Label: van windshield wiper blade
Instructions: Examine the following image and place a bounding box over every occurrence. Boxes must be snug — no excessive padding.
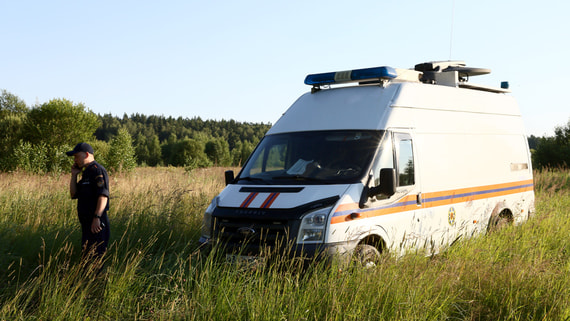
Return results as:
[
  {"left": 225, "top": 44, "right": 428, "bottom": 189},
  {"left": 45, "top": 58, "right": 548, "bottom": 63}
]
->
[
  {"left": 236, "top": 176, "right": 269, "bottom": 184},
  {"left": 272, "top": 175, "right": 323, "bottom": 182}
]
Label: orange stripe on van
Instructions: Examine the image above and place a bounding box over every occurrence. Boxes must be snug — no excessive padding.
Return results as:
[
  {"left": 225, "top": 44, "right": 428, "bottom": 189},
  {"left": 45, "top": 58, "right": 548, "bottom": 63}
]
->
[
  {"left": 331, "top": 194, "right": 417, "bottom": 224},
  {"left": 422, "top": 179, "right": 534, "bottom": 208},
  {"left": 330, "top": 179, "right": 533, "bottom": 225}
]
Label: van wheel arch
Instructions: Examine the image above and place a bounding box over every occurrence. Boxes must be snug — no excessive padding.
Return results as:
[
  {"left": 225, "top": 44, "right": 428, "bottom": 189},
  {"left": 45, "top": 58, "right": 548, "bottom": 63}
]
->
[
  {"left": 488, "top": 208, "right": 513, "bottom": 233},
  {"left": 353, "top": 235, "right": 386, "bottom": 267}
]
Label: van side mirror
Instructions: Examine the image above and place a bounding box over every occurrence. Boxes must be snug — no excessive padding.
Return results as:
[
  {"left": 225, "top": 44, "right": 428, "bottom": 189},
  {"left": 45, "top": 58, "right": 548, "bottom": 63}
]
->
[
  {"left": 369, "top": 168, "right": 396, "bottom": 198},
  {"left": 224, "top": 170, "right": 235, "bottom": 185},
  {"left": 359, "top": 168, "right": 396, "bottom": 208},
  {"left": 378, "top": 168, "right": 397, "bottom": 196}
]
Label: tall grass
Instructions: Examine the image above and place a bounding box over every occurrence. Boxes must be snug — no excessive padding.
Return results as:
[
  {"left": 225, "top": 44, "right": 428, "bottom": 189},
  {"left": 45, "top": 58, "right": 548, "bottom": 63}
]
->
[{"left": 1, "top": 168, "right": 570, "bottom": 320}]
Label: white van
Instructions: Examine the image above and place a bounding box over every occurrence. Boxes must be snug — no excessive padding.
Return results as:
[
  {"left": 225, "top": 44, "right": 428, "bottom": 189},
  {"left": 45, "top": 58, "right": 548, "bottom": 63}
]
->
[{"left": 199, "top": 61, "right": 535, "bottom": 264}]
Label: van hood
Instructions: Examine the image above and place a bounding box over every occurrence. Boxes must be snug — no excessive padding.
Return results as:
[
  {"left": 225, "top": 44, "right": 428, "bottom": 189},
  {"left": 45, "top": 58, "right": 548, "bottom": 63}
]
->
[{"left": 216, "top": 184, "right": 352, "bottom": 210}]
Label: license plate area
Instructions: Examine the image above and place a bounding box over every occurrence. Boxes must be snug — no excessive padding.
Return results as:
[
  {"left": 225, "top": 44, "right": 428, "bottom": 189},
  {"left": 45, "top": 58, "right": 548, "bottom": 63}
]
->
[{"left": 226, "top": 254, "right": 266, "bottom": 266}]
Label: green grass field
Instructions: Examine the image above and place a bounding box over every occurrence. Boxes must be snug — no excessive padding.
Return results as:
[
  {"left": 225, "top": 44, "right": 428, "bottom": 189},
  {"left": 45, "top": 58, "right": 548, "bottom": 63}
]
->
[{"left": 1, "top": 167, "right": 569, "bottom": 320}]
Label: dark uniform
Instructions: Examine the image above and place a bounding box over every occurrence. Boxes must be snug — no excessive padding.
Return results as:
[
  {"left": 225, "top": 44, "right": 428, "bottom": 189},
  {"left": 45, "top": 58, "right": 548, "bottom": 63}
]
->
[{"left": 72, "top": 161, "right": 110, "bottom": 256}]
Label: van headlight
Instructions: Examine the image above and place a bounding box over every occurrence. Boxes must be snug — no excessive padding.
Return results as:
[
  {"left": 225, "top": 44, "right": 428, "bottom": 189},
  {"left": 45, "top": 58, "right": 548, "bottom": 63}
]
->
[
  {"left": 298, "top": 206, "right": 332, "bottom": 243},
  {"left": 201, "top": 197, "right": 218, "bottom": 241}
]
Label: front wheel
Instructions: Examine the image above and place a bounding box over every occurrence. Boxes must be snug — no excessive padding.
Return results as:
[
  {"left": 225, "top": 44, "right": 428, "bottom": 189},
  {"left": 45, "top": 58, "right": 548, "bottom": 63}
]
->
[{"left": 353, "top": 244, "right": 381, "bottom": 268}]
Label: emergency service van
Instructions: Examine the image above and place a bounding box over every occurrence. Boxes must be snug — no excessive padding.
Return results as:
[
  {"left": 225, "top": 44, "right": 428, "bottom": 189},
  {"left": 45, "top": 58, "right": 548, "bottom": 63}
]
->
[{"left": 199, "top": 60, "right": 535, "bottom": 265}]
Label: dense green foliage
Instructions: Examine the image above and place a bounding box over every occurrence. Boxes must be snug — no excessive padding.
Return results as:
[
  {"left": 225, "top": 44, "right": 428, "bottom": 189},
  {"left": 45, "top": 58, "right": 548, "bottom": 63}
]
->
[
  {"left": 1, "top": 168, "right": 569, "bottom": 320},
  {"left": 0, "top": 92, "right": 102, "bottom": 173},
  {"left": 95, "top": 113, "right": 268, "bottom": 168},
  {"left": 107, "top": 128, "right": 137, "bottom": 173},
  {"left": 0, "top": 90, "right": 270, "bottom": 173},
  {"left": 25, "top": 98, "right": 100, "bottom": 148},
  {"left": 530, "top": 119, "right": 570, "bottom": 168},
  {"left": 0, "top": 90, "right": 27, "bottom": 163}
]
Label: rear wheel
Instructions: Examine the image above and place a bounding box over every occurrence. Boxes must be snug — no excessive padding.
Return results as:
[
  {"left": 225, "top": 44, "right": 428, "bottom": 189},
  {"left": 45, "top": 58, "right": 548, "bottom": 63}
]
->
[{"left": 488, "top": 209, "right": 513, "bottom": 233}]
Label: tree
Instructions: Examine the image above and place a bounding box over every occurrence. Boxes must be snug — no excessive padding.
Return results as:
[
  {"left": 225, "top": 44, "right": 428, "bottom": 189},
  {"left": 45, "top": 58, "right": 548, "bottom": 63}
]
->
[
  {"left": 163, "top": 138, "right": 211, "bottom": 168},
  {"left": 205, "top": 138, "right": 231, "bottom": 166},
  {"left": 532, "top": 118, "right": 570, "bottom": 168},
  {"left": 0, "top": 90, "right": 29, "bottom": 170},
  {"left": 146, "top": 134, "right": 162, "bottom": 166},
  {"left": 527, "top": 135, "right": 540, "bottom": 150},
  {"left": 134, "top": 132, "right": 162, "bottom": 166},
  {"left": 25, "top": 98, "right": 100, "bottom": 148},
  {"left": 231, "top": 141, "right": 254, "bottom": 166},
  {"left": 95, "top": 113, "right": 121, "bottom": 141},
  {"left": 90, "top": 140, "right": 110, "bottom": 168},
  {"left": 107, "top": 128, "right": 137, "bottom": 173},
  {"left": 554, "top": 119, "right": 570, "bottom": 147},
  {"left": 0, "top": 89, "right": 28, "bottom": 114},
  {"left": 134, "top": 132, "right": 150, "bottom": 165}
]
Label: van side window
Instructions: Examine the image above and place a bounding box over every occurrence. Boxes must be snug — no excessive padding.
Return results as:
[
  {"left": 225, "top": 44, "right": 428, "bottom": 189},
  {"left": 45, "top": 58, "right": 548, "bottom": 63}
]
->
[{"left": 396, "top": 135, "right": 414, "bottom": 186}]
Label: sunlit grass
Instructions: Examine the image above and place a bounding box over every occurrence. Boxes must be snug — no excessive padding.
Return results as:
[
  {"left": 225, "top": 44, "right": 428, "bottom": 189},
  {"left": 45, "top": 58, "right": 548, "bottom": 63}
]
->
[{"left": 1, "top": 167, "right": 569, "bottom": 320}]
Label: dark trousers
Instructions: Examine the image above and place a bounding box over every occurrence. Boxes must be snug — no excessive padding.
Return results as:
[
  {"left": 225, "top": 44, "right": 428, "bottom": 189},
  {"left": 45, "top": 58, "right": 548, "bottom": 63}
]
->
[{"left": 81, "top": 219, "right": 110, "bottom": 258}]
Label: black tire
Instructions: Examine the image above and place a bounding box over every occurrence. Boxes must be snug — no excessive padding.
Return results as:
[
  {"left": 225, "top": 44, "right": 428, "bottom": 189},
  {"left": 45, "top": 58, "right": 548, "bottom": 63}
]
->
[
  {"left": 353, "top": 244, "right": 381, "bottom": 268},
  {"left": 488, "top": 209, "right": 513, "bottom": 233}
]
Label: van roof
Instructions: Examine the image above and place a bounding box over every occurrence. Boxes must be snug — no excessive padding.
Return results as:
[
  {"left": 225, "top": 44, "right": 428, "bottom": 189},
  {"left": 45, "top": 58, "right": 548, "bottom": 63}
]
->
[
  {"left": 305, "top": 61, "right": 510, "bottom": 94},
  {"left": 267, "top": 82, "right": 520, "bottom": 135}
]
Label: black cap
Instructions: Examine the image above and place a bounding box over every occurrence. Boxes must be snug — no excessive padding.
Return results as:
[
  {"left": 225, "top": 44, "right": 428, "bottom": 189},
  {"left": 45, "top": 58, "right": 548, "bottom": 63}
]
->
[{"left": 66, "top": 143, "right": 94, "bottom": 156}]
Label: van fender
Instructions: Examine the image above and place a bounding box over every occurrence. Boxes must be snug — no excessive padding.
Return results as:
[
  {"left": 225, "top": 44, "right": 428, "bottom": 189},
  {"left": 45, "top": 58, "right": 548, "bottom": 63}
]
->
[
  {"left": 353, "top": 224, "right": 390, "bottom": 254},
  {"left": 487, "top": 201, "right": 513, "bottom": 232}
]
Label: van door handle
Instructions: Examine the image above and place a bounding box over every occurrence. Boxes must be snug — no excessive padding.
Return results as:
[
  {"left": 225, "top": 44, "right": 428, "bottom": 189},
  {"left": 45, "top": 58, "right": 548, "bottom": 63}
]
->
[{"left": 417, "top": 193, "right": 423, "bottom": 206}]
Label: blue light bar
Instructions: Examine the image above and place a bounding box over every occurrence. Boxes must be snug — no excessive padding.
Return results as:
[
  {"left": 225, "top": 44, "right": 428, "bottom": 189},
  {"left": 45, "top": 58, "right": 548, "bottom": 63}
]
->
[{"left": 304, "top": 66, "right": 397, "bottom": 86}]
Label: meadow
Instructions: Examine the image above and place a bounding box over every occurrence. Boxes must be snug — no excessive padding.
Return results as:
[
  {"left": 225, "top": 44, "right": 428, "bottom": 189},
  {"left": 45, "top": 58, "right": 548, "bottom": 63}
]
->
[{"left": 0, "top": 167, "right": 569, "bottom": 320}]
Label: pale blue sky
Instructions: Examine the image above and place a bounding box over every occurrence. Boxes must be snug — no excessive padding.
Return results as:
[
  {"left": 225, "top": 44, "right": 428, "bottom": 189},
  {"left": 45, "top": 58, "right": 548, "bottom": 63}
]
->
[{"left": 1, "top": 1, "right": 568, "bottom": 136}]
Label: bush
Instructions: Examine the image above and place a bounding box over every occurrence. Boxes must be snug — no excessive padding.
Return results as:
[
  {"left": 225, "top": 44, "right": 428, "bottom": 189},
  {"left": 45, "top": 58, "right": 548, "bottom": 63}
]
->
[
  {"left": 6, "top": 141, "right": 73, "bottom": 174},
  {"left": 107, "top": 128, "right": 137, "bottom": 173},
  {"left": 163, "top": 138, "right": 212, "bottom": 169},
  {"left": 89, "top": 140, "right": 110, "bottom": 169}
]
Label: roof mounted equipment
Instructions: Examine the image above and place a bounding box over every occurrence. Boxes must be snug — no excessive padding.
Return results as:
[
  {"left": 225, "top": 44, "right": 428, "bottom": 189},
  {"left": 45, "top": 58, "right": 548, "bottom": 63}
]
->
[
  {"left": 305, "top": 66, "right": 397, "bottom": 93},
  {"left": 414, "top": 60, "right": 508, "bottom": 92},
  {"left": 304, "top": 61, "right": 510, "bottom": 94}
]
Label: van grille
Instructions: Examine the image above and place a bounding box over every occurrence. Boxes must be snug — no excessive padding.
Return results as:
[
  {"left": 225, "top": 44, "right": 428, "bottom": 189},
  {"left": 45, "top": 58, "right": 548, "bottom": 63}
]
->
[
  {"left": 214, "top": 217, "right": 294, "bottom": 254},
  {"left": 210, "top": 195, "right": 339, "bottom": 255}
]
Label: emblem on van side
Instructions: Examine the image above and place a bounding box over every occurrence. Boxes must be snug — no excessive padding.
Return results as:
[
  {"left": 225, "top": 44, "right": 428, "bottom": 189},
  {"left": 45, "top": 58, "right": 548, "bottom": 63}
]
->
[{"left": 448, "top": 207, "right": 456, "bottom": 226}]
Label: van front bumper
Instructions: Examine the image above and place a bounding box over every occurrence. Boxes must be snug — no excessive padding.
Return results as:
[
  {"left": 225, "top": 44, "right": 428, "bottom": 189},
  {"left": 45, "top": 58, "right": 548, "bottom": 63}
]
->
[{"left": 199, "top": 236, "right": 359, "bottom": 262}]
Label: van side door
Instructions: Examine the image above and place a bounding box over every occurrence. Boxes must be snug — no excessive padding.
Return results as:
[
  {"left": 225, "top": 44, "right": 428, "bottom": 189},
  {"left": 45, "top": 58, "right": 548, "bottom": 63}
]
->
[
  {"left": 392, "top": 132, "right": 427, "bottom": 249},
  {"left": 367, "top": 131, "right": 424, "bottom": 252}
]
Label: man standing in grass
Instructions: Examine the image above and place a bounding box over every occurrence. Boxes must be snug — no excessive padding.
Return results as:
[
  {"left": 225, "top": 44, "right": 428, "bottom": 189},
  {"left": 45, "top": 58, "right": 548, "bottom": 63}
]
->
[{"left": 67, "top": 142, "right": 110, "bottom": 259}]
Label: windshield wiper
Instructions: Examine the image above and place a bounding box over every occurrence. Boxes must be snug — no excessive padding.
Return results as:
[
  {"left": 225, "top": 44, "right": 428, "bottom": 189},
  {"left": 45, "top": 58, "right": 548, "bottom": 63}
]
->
[
  {"left": 236, "top": 176, "right": 268, "bottom": 184},
  {"left": 272, "top": 175, "right": 323, "bottom": 182}
]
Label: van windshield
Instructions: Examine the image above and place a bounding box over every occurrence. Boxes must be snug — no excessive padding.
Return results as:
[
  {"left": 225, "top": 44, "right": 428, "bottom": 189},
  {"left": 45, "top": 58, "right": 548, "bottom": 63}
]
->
[{"left": 238, "top": 130, "right": 384, "bottom": 185}]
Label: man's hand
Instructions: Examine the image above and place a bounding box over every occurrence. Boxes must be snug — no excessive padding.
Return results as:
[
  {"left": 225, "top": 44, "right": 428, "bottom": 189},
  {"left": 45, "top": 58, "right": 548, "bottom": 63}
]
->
[
  {"left": 91, "top": 218, "right": 103, "bottom": 234},
  {"left": 71, "top": 164, "right": 82, "bottom": 176}
]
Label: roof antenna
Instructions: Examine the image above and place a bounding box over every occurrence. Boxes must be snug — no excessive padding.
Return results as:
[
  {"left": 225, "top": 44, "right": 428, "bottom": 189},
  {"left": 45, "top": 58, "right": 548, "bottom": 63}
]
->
[{"left": 449, "top": 0, "right": 455, "bottom": 60}]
